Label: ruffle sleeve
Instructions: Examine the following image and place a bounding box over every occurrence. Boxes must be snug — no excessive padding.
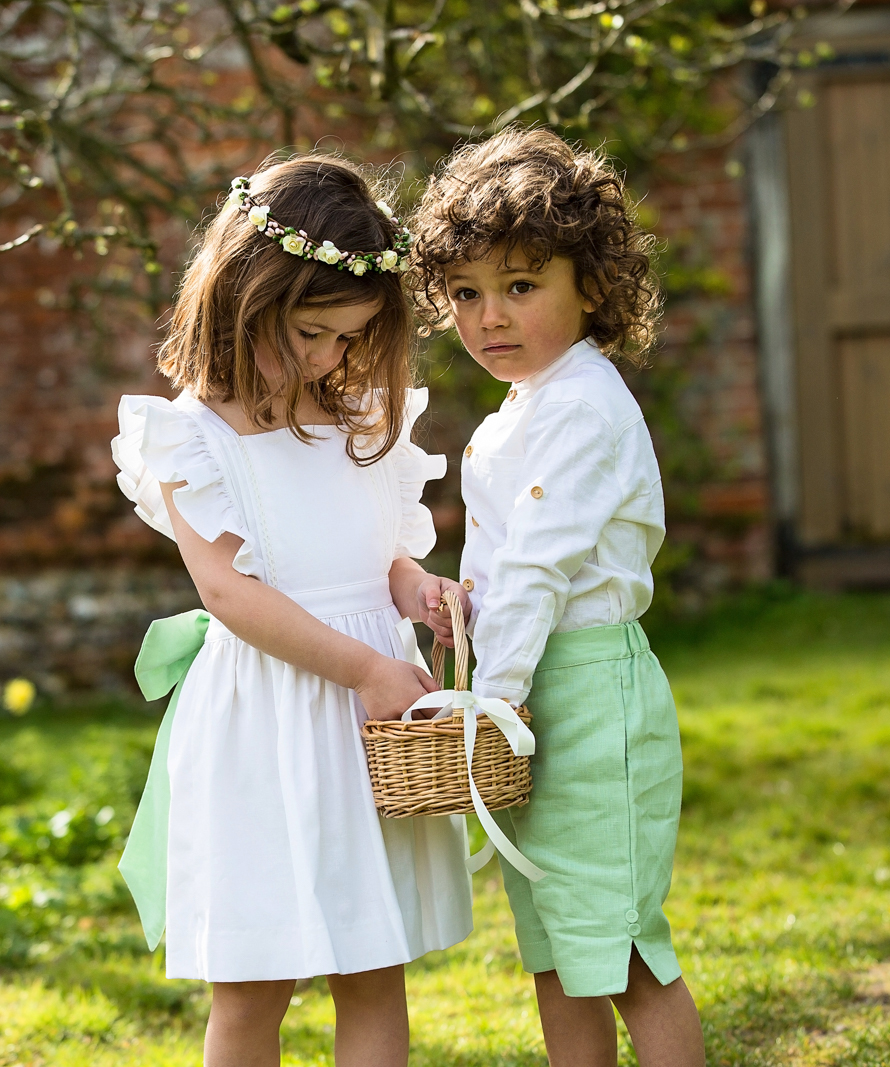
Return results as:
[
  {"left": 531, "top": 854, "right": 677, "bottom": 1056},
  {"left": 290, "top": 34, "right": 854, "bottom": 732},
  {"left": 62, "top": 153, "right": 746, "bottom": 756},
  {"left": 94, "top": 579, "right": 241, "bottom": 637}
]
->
[
  {"left": 111, "top": 395, "right": 264, "bottom": 580},
  {"left": 392, "top": 387, "right": 446, "bottom": 560}
]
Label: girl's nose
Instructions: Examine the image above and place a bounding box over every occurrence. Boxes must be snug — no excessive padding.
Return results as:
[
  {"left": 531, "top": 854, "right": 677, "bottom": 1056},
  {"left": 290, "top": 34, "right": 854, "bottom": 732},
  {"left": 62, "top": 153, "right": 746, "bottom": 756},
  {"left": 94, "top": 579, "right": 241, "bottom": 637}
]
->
[
  {"left": 307, "top": 339, "right": 345, "bottom": 376},
  {"left": 479, "top": 296, "right": 509, "bottom": 330}
]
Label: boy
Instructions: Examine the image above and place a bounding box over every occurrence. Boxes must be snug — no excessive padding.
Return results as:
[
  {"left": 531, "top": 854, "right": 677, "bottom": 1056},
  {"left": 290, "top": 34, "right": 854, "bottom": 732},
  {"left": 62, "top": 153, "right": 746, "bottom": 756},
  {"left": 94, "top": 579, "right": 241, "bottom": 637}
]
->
[{"left": 410, "top": 127, "right": 705, "bottom": 1067}]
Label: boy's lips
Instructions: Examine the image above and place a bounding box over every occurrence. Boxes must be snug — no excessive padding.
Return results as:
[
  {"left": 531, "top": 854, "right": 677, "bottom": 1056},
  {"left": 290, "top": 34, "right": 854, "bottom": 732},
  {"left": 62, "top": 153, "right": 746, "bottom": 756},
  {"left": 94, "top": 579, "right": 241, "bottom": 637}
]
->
[{"left": 483, "top": 343, "right": 521, "bottom": 353}]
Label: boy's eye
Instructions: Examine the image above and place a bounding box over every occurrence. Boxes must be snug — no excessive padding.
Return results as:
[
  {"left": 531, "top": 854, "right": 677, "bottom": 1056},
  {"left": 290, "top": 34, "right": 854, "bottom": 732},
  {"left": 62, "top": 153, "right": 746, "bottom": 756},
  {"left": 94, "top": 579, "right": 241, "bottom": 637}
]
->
[{"left": 510, "top": 281, "right": 535, "bottom": 295}]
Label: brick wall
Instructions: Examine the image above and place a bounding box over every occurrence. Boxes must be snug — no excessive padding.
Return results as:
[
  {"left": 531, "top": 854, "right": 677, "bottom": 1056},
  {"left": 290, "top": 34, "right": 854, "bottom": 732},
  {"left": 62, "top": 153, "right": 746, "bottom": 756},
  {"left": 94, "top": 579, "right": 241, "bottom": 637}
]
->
[
  {"left": 0, "top": 231, "right": 176, "bottom": 569},
  {"left": 0, "top": 136, "right": 774, "bottom": 690},
  {"left": 642, "top": 144, "right": 773, "bottom": 595}
]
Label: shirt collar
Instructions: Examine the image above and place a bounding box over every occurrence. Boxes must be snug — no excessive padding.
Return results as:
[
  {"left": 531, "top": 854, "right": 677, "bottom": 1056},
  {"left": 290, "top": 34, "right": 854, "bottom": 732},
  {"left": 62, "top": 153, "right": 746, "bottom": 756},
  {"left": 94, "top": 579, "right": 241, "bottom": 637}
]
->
[{"left": 511, "top": 338, "right": 600, "bottom": 401}]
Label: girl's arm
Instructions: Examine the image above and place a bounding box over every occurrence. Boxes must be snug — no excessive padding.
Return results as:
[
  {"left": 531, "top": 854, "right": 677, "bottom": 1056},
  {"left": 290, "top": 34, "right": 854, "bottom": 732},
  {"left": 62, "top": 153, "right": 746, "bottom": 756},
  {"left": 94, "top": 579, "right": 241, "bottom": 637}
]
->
[
  {"left": 388, "top": 556, "right": 470, "bottom": 649},
  {"left": 160, "top": 481, "right": 439, "bottom": 720}
]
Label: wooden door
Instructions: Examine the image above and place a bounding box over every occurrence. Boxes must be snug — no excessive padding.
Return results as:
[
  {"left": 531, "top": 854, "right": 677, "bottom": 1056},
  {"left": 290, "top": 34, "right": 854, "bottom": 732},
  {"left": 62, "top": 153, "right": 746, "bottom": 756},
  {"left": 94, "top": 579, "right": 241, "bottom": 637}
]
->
[{"left": 786, "top": 72, "right": 890, "bottom": 550}]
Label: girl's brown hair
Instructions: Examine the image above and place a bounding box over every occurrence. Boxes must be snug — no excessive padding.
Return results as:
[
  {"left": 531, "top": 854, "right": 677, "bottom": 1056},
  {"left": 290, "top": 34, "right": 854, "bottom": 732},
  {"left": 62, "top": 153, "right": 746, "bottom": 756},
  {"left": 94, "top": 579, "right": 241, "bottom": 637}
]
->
[
  {"left": 158, "top": 153, "right": 413, "bottom": 463},
  {"left": 408, "top": 126, "right": 660, "bottom": 367}
]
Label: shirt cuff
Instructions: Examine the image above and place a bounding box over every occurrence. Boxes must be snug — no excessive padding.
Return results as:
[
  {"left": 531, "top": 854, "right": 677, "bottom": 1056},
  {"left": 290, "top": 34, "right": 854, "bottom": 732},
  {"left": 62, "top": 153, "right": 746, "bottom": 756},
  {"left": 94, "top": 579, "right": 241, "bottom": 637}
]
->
[{"left": 470, "top": 678, "right": 529, "bottom": 705}]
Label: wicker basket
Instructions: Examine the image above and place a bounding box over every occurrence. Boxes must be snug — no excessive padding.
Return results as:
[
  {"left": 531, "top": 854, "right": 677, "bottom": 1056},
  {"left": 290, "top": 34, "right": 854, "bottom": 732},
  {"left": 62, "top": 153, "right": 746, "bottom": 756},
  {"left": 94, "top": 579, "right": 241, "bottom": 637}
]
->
[{"left": 361, "top": 589, "right": 533, "bottom": 819}]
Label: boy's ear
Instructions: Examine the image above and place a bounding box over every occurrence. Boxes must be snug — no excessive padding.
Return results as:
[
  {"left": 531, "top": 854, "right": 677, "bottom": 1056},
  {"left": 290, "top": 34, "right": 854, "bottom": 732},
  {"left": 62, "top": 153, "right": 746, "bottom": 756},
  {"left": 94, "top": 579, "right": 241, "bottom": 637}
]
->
[
  {"left": 578, "top": 278, "right": 601, "bottom": 315},
  {"left": 582, "top": 261, "right": 620, "bottom": 311}
]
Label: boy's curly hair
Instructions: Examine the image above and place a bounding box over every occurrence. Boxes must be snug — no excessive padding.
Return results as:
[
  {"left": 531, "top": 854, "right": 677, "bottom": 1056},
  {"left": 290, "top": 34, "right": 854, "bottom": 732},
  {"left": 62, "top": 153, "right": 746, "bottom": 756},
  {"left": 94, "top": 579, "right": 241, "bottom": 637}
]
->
[{"left": 408, "top": 126, "right": 660, "bottom": 367}]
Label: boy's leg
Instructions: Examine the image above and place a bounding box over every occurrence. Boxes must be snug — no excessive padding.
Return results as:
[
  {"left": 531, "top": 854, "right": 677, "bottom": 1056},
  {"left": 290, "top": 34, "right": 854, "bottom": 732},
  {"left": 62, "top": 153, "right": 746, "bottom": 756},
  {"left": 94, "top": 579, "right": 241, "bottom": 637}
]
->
[
  {"left": 535, "top": 970, "right": 618, "bottom": 1067},
  {"left": 610, "top": 946, "right": 705, "bottom": 1067},
  {"left": 205, "top": 979, "right": 296, "bottom": 1067},
  {"left": 327, "top": 964, "right": 409, "bottom": 1067},
  {"left": 534, "top": 948, "right": 705, "bottom": 1067}
]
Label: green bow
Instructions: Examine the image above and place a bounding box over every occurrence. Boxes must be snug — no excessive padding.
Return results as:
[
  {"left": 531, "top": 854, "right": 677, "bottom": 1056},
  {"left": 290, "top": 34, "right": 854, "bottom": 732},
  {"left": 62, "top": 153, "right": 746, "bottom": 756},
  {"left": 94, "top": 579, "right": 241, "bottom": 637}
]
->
[{"left": 118, "top": 609, "right": 209, "bottom": 950}]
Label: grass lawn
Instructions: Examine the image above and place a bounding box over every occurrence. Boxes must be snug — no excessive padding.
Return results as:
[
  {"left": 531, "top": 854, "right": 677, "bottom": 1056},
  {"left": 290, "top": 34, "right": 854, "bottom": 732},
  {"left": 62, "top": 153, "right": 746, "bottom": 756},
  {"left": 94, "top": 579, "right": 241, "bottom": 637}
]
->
[{"left": 2, "top": 588, "right": 890, "bottom": 1065}]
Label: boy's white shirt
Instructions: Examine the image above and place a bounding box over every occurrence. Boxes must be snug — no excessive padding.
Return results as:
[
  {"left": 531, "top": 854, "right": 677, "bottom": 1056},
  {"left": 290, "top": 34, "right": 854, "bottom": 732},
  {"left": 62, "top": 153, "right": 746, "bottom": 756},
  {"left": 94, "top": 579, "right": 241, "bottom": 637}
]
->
[{"left": 461, "top": 338, "right": 666, "bottom": 704}]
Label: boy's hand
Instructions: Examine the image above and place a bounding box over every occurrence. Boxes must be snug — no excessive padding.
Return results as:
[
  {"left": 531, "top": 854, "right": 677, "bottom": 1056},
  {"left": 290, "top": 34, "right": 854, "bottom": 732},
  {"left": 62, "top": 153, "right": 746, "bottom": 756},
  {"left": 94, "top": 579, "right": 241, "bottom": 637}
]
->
[{"left": 415, "top": 575, "right": 471, "bottom": 648}]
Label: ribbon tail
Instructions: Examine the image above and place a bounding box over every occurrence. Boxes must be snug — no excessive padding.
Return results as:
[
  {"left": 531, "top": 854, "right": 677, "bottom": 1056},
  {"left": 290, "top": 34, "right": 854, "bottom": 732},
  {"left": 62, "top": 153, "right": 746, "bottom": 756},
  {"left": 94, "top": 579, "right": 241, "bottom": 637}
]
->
[
  {"left": 118, "top": 674, "right": 186, "bottom": 950},
  {"left": 466, "top": 837, "right": 495, "bottom": 874},
  {"left": 463, "top": 704, "right": 546, "bottom": 882},
  {"left": 119, "top": 609, "right": 210, "bottom": 950}
]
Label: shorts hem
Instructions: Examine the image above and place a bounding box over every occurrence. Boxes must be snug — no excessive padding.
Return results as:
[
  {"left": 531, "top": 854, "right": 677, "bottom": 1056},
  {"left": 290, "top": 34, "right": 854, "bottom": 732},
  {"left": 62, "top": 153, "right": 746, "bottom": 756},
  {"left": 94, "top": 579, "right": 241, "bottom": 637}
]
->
[
  {"left": 516, "top": 936, "right": 554, "bottom": 975},
  {"left": 553, "top": 944, "right": 683, "bottom": 999}
]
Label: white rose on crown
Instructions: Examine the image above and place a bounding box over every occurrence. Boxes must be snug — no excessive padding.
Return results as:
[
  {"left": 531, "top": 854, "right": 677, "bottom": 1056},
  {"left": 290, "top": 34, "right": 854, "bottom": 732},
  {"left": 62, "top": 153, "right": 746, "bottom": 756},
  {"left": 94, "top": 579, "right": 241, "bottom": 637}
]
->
[
  {"left": 282, "top": 234, "right": 306, "bottom": 255},
  {"left": 247, "top": 204, "right": 270, "bottom": 230},
  {"left": 380, "top": 249, "right": 399, "bottom": 270},
  {"left": 316, "top": 240, "right": 343, "bottom": 265},
  {"left": 350, "top": 260, "right": 369, "bottom": 276},
  {"left": 375, "top": 200, "right": 394, "bottom": 218}
]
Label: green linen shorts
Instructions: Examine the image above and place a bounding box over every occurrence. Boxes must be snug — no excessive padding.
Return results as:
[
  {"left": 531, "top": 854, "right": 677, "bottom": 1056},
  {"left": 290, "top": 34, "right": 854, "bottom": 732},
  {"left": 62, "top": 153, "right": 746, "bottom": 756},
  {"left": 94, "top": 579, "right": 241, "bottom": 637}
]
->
[{"left": 492, "top": 620, "right": 683, "bottom": 997}]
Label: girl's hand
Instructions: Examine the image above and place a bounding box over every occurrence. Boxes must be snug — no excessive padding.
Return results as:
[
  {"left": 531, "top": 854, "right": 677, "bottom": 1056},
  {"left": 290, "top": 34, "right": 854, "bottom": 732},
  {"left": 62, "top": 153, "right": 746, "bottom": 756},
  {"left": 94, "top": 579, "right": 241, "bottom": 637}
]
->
[
  {"left": 354, "top": 652, "right": 441, "bottom": 721},
  {"left": 415, "top": 575, "right": 471, "bottom": 649}
]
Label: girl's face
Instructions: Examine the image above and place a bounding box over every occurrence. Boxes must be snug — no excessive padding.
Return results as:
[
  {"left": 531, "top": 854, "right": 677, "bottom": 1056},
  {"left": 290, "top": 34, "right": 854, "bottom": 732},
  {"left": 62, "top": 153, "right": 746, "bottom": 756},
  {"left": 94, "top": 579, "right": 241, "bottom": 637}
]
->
[
  {"left": 444, "top": 248, "right": 596, "bottom": 382},
  {"left": 255, "top": 298, "right": 383, "bottom": 384}
]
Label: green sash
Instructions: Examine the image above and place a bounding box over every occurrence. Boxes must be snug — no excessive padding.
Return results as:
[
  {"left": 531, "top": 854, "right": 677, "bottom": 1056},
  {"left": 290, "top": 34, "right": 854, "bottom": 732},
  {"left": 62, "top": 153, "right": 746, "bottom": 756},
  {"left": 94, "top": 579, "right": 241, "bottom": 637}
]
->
[{"left": 118, "top": 609, "right": 210, "bottom": 950}]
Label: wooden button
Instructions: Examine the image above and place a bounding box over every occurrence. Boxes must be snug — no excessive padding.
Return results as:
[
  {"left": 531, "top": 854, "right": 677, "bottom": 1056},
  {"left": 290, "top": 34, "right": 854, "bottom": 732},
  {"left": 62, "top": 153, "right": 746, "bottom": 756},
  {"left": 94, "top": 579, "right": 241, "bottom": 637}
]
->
[
  {"left": 464, "top": 445, "right": 473, "bottom": 457},
  {"left": 463, "top": 578, "right": 475, "bottom": 591},
  {"left": 530, "top": 485, "right": 544, "bottom": 499},
  {"left": 507, "top": 389, "right": 517, "bottom": 401},
  {"left": 471, "top": 516, "right": 479, "bottom": 527}
]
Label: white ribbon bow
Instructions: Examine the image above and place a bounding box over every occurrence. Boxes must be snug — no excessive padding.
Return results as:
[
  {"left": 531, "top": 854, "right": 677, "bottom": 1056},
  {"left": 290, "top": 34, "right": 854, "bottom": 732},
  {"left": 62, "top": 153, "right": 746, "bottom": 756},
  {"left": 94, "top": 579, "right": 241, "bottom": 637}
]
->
[{"left": 394, "top": 619, "right": 546, "bottom": 882}]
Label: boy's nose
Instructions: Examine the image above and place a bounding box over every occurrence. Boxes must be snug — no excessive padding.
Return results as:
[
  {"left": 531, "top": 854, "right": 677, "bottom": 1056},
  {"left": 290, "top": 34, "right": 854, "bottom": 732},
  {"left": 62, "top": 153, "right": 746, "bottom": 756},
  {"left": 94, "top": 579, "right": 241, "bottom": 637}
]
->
[{"left": 479, "top": 297, "right": 509, "bottom": 330}]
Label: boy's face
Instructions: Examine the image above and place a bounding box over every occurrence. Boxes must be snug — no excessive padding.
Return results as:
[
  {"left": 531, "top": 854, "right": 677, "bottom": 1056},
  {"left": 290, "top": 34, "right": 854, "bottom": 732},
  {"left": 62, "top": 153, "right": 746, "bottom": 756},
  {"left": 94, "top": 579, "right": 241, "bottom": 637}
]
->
[{"left": 443, "top": 248, "right": 596, "bottom": 382}]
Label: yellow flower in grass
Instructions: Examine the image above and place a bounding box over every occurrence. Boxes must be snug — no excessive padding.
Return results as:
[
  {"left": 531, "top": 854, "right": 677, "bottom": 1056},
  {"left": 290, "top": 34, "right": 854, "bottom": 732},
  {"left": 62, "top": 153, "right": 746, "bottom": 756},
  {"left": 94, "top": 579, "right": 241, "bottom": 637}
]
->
[{"left": 3, "top": 678, "right": 35, "bottom": 715}]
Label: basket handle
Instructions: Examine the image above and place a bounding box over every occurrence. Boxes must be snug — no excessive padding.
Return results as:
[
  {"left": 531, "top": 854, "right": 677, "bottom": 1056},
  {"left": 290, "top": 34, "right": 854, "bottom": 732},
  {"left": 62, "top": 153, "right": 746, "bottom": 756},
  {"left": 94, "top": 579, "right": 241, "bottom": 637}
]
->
[{"left": 431, "top": 588, "right": 469, "bottom": 703}]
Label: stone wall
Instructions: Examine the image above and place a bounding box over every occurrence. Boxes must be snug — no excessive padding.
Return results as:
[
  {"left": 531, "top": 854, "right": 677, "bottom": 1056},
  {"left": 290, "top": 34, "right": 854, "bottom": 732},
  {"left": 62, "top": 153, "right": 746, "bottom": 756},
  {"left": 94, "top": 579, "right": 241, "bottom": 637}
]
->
[{"left": 0, "top": 568, "right": 199, "bottom": 696}]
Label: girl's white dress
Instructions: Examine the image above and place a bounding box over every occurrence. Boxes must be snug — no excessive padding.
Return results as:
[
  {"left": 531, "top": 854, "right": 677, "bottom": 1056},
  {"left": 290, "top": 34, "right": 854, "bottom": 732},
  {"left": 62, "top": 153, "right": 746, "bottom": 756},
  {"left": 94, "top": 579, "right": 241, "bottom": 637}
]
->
[{"left": 112, "top": 389, "right": 473, "bottom": 982}]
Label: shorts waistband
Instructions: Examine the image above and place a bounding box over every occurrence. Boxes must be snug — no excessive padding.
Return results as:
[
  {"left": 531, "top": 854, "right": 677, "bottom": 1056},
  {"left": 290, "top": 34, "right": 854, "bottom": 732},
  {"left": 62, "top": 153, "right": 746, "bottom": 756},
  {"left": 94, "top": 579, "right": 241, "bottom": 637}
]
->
[
  {"left": 536, "top": 620, "right": 650, "bottom": 672},
  {"left": 205, "top": 576, "right": 393, "bottom": 641}
]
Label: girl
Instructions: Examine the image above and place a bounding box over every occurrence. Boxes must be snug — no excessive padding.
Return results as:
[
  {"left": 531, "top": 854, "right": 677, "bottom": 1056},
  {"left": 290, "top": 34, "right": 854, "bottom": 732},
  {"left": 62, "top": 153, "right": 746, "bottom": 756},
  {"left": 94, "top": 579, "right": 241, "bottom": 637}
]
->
[
  {"left": 409, "top": 127, "right": 706, "bottom": 1067},
  {"left": 112, "top": 155, "right": 472, "bottom": 1067}
]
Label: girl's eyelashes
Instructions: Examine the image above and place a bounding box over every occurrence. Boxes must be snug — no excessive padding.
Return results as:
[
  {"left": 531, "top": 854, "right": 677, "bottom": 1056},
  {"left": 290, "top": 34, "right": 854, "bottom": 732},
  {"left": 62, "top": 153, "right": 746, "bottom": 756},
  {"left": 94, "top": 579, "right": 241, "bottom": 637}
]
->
[{"left": 296, "top": 328, "right": 357, "bottom": 343}]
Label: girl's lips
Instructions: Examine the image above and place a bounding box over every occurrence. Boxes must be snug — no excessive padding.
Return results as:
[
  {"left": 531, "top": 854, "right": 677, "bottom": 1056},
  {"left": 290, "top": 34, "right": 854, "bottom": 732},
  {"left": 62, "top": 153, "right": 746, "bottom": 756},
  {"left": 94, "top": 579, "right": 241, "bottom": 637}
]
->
[{"left": 483, "top": 344, "right": 520, "bottom": 353}]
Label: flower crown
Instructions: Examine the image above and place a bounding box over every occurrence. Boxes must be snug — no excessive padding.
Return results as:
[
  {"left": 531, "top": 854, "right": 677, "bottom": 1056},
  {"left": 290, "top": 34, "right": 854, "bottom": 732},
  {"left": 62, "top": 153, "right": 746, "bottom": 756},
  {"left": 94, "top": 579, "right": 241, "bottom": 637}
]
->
[{"left": 227, "top": 176, "right": 411, "bottom": 276}]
